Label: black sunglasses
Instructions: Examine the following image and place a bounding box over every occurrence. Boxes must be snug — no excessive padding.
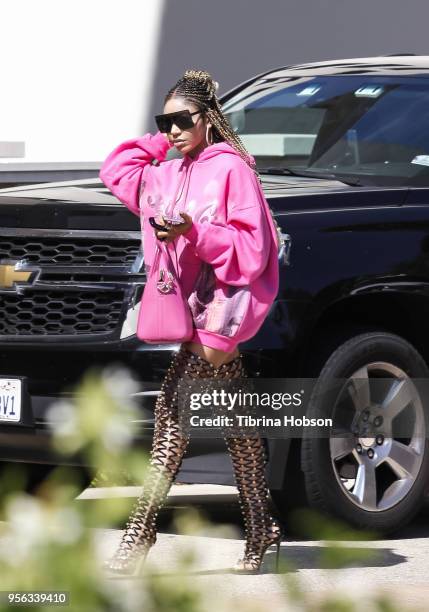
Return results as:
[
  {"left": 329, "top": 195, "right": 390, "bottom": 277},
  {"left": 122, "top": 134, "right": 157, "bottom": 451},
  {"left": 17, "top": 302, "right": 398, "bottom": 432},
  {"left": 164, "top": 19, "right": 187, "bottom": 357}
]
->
[{"left": 154, "top": 109, "right": 202, "bottom": 133}]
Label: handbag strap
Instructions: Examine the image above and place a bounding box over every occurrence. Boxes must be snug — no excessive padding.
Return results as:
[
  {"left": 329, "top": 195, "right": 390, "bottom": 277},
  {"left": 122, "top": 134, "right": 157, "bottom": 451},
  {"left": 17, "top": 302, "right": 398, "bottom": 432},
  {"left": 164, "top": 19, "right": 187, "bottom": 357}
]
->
[{"left": 154, "top": 239, "right": 179, "bottom": 280}]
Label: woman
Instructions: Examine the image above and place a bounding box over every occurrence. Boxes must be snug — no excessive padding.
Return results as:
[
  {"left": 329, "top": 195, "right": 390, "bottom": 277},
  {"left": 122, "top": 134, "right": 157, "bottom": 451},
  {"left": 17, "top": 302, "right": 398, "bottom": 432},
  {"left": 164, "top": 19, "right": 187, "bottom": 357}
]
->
[{"left": 99, "top": 69, "right": 283, "bottom": 576}]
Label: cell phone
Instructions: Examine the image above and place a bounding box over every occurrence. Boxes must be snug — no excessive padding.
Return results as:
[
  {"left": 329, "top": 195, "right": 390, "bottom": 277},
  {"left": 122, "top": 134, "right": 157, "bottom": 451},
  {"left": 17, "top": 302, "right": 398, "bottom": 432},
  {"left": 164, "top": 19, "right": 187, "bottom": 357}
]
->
[
  {"left": 148, "top": 216, "right": 167, "bottom": 231},
  {"left": 162, "top": 215, "right": 184, "bottom": 225}
]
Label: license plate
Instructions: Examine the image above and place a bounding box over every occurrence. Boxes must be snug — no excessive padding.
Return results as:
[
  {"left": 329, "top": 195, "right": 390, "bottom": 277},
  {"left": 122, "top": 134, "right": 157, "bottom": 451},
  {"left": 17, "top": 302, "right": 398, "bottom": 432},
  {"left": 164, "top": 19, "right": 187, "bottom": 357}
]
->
[{"left": 0, "top": 378, "right": 21, "bottom": 422}]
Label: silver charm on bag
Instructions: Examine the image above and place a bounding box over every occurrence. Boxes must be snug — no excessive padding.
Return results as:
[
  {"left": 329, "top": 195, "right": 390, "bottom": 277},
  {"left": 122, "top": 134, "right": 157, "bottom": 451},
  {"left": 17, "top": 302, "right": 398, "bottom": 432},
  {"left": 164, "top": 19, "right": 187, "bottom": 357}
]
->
[{"left": 156, "top": 268, "right": 175, "bottom": 293}]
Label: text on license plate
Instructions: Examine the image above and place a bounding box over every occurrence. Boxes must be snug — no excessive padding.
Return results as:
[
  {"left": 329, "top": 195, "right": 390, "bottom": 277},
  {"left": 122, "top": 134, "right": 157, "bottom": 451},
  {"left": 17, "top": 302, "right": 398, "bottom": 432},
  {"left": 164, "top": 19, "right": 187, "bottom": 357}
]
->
[{"left": 0, "top": 378, "right": 21, "bottom": 422}]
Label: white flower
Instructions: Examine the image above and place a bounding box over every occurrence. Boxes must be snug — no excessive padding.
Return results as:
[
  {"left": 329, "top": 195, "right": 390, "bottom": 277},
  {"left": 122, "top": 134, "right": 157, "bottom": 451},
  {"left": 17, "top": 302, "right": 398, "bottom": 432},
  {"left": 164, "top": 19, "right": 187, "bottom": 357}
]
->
[
  {"left": 1, "top": 495, "right": 84, "bottom": 567},
  {"left": 45, "top": 400, "right": 79, "bottom": 438},
  {"left": 7, "top": 495, "right": 45, "bottom": 544},
  {"left": 101, "top": 414, "right": 134, "bottom": 451},
  {"left": 47, "top": 507, "right": 82, "bottom": 544},
  {"left": 101, "top": 365, "right": 140, "bottom": 403},
  {"left": 2, "top": 495, "right": 45, "bottom": 564}
]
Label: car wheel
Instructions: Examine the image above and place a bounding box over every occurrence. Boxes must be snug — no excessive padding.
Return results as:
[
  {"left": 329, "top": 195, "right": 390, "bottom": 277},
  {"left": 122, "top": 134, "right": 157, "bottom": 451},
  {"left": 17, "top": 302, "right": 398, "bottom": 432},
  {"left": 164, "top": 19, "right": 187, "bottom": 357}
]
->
[{"left": 301, "top": 331, "right": 429, "bottom": 533}]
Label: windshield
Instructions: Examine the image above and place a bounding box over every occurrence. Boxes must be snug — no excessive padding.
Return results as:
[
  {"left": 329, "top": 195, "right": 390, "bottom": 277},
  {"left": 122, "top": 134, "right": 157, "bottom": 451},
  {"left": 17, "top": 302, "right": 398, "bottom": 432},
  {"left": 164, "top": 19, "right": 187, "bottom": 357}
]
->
[{"left": 222, "top": 74, "right": 429, "bottom": 186}]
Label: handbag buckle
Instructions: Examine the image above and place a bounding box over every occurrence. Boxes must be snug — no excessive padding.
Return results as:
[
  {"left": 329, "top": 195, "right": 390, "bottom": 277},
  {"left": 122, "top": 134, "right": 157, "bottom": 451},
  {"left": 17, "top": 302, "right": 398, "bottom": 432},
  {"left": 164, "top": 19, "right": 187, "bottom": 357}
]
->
[{"left": 157, "top": 268, "right": 175, "bottom": 293}]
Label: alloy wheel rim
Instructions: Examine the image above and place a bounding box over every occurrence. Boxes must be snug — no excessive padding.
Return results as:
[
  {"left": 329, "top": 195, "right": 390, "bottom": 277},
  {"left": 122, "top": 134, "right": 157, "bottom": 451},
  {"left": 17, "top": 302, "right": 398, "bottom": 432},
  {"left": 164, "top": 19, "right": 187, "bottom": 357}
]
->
[{"left": 329, "top": 362, "right": 425, "bottom": 512}]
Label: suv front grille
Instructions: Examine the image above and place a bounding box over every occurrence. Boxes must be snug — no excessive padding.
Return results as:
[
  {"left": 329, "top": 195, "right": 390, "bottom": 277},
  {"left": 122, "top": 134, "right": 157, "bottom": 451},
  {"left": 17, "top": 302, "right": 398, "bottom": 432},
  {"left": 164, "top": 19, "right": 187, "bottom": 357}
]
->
[
  {"left": 0, "top": 229, "right": 144, "bottom": 339},
  {"left": 0, "top": 236, "right": 139, "bottom": 266},
  {"left": 1, "top": 289, "right": 124, "bottom": 335}
]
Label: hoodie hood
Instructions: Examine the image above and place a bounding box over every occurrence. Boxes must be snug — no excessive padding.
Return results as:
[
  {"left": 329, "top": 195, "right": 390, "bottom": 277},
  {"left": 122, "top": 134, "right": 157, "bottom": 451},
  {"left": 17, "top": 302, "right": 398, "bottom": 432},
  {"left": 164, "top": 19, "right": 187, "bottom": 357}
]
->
[{"left": 183, "top": 140, "right": 256, "bottom": 166}]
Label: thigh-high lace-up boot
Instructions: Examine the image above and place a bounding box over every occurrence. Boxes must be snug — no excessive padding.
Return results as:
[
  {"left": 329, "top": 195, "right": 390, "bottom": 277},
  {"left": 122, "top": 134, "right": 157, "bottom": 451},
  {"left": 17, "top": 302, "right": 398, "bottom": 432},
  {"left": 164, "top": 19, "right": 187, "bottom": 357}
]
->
[
  {"left": 103, "top": 345, "right": 197, "bottom": 576},
  {"left": 216, "top": 355, "right": 284, "bottom": 574},
  {"left": 177, "top": 350, "right": 284, "bottom": 574}
]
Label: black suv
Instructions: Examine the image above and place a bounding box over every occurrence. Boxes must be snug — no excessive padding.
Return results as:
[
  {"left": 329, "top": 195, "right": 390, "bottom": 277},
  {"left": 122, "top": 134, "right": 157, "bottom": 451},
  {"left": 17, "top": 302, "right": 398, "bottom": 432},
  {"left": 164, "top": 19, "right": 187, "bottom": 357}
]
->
[{"left": 2, "top": 54, "right": 429, "bottom": 533}]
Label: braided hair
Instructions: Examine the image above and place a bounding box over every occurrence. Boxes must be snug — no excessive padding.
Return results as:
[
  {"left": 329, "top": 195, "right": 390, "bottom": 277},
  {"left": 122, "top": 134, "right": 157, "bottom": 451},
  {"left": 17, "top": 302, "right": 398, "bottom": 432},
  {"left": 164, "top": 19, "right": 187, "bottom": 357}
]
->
[
  {"left": 165, "top": 69, "right": 258, "bottom": 174},
  {"left": 165, "top": 69, "right": 284, "bottom": 252}
]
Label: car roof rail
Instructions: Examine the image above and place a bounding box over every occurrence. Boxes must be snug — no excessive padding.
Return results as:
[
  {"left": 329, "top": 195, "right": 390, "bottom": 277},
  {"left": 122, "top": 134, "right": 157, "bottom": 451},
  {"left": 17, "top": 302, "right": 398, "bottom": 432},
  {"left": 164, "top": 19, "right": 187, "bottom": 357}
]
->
[{"left": 383, "top": 52, "right": 417, "bottom": 56}]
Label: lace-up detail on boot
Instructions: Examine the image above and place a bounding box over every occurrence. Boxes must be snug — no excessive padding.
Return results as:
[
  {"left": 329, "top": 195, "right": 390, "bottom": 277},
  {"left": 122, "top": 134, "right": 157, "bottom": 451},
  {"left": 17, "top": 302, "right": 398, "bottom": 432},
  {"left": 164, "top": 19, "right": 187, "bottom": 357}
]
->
[
  {"left": 226, "top": 435, "right": 283, "bottom": 573},
  {"left": 104, "top": 346, "right": 196, "bottom": 576},
  {"left": 180, "top": 349, "right": 284, "bottom": 574},
  {"left": 218, "top": 359, "right": 284, "bottom": 574}
]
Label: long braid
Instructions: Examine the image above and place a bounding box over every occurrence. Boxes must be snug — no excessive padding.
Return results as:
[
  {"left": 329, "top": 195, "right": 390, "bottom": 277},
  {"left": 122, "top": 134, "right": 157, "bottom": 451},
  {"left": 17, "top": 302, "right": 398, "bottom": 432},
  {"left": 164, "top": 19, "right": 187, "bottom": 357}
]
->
[{"left": 165, "top": 69, "right": 285, "bottom": 253}]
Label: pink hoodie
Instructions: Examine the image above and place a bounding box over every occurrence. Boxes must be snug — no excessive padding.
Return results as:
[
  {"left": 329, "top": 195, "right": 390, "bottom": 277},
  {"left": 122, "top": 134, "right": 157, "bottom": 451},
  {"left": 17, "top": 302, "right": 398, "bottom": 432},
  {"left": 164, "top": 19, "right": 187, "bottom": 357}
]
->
[{"left": 99, "top": 130, "right": 279, "bottom": 352}]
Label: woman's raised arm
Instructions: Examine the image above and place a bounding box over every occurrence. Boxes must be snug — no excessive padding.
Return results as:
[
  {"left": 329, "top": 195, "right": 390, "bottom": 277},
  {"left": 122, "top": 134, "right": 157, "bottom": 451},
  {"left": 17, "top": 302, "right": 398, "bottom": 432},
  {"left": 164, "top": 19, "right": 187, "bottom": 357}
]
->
[{"left": 99, "top": 131, "right": 173, "bottom": 217}]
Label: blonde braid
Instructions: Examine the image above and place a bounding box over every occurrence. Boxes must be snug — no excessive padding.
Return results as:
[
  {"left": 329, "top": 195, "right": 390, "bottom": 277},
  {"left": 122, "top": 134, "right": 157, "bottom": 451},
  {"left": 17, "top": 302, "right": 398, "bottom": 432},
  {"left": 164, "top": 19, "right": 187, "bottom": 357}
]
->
[{"left": 165, "top": 69, "right": 284, "bottom": 253}]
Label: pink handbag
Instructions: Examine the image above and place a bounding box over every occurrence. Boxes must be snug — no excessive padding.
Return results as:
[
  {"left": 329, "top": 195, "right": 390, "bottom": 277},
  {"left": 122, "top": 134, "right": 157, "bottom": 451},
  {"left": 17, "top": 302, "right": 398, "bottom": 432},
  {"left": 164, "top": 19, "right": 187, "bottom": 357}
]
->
[{"left": 136, "top": 238, "right": 194, "bottom": 344}]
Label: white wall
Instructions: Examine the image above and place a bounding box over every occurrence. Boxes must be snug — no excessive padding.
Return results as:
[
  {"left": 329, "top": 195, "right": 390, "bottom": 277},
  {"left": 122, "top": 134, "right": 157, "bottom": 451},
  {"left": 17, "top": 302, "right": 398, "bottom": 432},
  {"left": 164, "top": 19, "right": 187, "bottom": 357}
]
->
[{"left": 0, "top": 0, "right": 164, "bottom": 162}]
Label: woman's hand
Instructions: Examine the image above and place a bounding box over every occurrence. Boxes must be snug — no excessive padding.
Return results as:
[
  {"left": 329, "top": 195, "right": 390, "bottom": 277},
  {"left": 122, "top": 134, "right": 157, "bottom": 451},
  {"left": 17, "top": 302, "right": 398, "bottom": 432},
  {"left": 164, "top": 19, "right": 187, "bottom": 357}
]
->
[{"left": 155, "top": 212, "right": 193, "bottom": 243}]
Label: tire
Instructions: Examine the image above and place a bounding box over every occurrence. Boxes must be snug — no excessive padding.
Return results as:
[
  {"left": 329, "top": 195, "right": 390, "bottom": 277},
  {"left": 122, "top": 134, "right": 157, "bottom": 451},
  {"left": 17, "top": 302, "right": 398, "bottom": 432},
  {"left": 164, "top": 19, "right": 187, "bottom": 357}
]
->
[
  {"left": 301, "top": 331, "right": 429, "bottom": 534},
  {"left": 270, "top": 324, "right": 388, "bottom": 527}
]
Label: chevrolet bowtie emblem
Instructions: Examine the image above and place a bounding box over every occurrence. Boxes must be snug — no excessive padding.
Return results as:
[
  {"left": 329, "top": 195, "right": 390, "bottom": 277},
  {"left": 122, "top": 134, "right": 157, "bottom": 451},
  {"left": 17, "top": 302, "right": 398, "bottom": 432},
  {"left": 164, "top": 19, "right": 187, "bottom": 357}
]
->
[{"left": 0, "top": 260, "right": 41, "bottom": 293}]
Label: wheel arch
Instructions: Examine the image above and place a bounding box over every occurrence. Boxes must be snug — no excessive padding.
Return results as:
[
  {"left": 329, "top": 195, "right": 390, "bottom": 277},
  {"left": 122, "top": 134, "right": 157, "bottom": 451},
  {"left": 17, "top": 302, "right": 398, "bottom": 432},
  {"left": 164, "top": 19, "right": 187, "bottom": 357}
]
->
[{"left": 295, "top": 291, "right": 429, "bottom": 376}]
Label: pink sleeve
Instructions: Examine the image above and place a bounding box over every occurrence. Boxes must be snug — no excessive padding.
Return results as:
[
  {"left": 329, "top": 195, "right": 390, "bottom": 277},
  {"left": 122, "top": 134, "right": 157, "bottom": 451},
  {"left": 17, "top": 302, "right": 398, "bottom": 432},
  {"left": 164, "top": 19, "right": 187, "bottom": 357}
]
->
[
  {"left": 182, "top": 166, "right": 271, "bottom": 286},
  {"left": 99, "top": 130, "right": 173, "bottom": 217}
]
